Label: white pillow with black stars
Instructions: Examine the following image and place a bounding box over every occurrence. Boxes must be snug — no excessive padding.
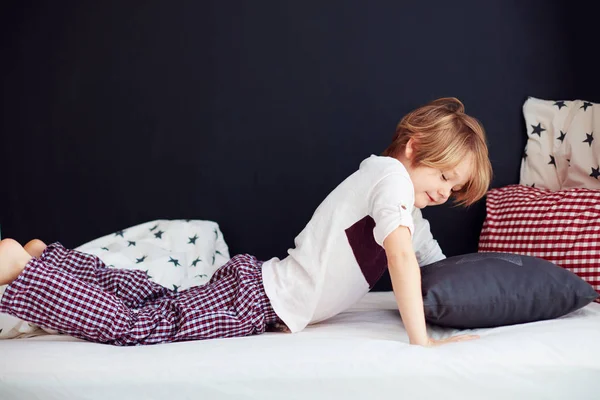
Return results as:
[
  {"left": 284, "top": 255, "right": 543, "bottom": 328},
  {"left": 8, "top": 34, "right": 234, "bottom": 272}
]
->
[
  {"left": 75, "top": 219, "right": 231, "bottom": 292},
  {"left": 520, "top": 96, "right": 599, "bottom": 190}
]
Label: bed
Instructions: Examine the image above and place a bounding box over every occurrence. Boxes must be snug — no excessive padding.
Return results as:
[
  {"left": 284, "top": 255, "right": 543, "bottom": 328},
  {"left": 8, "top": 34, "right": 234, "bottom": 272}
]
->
[{"left": 1, "top": 291, "right": 599, "bottom": 400}]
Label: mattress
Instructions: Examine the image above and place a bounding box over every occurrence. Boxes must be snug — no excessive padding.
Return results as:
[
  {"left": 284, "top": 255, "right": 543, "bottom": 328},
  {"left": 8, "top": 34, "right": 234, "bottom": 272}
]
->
[{"left": 0, "top": 291, "right": 599, "bottom": 400}]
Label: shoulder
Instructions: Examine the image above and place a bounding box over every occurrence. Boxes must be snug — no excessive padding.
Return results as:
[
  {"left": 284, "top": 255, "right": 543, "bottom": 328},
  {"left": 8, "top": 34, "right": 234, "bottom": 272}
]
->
[
  {"left": 360, "top": 155, "right": 412, "bottom": 188},
  {"left": 359, "top": 155, "right": 412, "bottom": 193},
  {"left": 359, "top": 155, "right": 409, "bottom": 176}
]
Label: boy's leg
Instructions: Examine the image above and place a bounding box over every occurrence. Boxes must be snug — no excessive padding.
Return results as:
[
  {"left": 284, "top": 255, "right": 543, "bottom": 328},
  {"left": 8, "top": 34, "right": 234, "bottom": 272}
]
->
[
  {"left": 171, "top": 254, "right": 280, "bottom": 341},
  {"left": 39, "top": 242, "right": 173, "bottom": 308},
  {"left": 0, "top": 253, "right": 179, "bottom": 345},
  {"left": 1, "top": 243, "right": 279, "bottom": 345}
]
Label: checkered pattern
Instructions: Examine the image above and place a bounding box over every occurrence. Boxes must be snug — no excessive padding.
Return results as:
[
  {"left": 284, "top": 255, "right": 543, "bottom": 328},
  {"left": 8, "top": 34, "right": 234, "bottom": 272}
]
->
[
  {"left": 479, "top": 184, "right": 600, "bottom": 297},
  {"left": 0, "top": 243, "right": 279, "bottom": 345}
]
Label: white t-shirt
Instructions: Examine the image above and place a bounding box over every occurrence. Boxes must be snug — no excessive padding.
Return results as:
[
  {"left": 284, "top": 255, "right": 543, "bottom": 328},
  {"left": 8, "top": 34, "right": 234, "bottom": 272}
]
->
[{"left": 261, "top": 155, "right": 445, "bottom": 333}]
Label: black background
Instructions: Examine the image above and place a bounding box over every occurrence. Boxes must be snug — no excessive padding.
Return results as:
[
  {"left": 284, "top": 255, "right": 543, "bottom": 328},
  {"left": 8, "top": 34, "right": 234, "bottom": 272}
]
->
[{"left": 1, "top": 1, "right": 598, "bottom": 290}]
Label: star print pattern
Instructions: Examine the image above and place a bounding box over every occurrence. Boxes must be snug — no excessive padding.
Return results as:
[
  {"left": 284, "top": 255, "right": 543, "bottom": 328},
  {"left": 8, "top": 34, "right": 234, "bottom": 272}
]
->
[
  {"left": 554, "top": 101, "right": 566, "bottom": 109},
  {"left": 74, "top": 219, "right": 231, "bottom": 291},
  {"left": 521, "top": 97, "right": 599, "bottom": 190},
  {"left": 531, "top": 123, "right": 545, "bottom": 136},
  {"left": 191, "top": 257, "right": 202, "bottom": 267}
]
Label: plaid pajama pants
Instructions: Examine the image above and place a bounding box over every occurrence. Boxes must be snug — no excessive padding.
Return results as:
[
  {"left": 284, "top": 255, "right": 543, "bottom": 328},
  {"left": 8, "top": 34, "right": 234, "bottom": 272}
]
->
[{"left": 0, "top": 243, "right": 279, "bottom": 345}]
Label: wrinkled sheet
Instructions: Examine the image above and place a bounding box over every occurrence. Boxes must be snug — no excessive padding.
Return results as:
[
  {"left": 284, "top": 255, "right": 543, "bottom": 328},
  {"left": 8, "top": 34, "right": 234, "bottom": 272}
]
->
[{"left": 0, "top": 292, "right": 598, "bottom": 400}]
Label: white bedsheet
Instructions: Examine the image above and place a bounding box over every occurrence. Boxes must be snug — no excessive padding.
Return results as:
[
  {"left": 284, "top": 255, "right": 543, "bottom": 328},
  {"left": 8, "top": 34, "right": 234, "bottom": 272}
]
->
[{"left": 0, "top": 292, "right": 598, "bottom": 400}]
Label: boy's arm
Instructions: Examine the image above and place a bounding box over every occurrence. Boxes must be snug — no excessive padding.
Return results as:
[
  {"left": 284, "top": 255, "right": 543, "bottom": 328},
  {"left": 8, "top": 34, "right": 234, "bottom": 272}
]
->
[
  {"left": 384, "top": 226, "right": 429, "bottom": 345},
  {"left": 384, "top": 225, "right": 479, "bottom": 346}
]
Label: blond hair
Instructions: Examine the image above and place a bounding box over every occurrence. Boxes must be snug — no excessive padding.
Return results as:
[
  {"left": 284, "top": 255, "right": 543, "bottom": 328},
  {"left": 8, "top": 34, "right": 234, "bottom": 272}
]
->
[{"left": 382, "top": 97, "right": 492, "bottom": 206}]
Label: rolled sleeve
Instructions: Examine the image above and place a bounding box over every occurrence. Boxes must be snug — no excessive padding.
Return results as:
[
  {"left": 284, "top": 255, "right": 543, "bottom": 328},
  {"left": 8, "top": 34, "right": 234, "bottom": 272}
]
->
[{"left": 369, "top": 174, "right": 415, "bottom": 247}]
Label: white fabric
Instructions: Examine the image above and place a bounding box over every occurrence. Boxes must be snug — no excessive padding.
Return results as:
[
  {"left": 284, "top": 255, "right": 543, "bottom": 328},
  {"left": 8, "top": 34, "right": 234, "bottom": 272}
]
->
[
  {"left": 520, "top": 96, "right": 600, "bottom": 190},
  {"left": 262, "top": 155, "right": 443, "bottom": 333},
  {"left": 0, "top": 291, "right": 598, "bottom": 400},
  {"left": 0, "top": 219, "right": 230, "bottom": 339},
  {"left": 411, "top": 206, "right": 445, "bottom": 266},
  {"left": 76, "top": 219, "right": 230, "bottom": 291}
]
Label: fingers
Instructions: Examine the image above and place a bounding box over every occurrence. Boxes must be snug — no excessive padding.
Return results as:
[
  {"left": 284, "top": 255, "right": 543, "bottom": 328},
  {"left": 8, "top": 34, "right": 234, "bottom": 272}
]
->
[
  {"left": 426, "top": 334, "right": 480, "bottom": 347},
  {"left": 453, "top": 334, "right": 479, "bottom": 341}
]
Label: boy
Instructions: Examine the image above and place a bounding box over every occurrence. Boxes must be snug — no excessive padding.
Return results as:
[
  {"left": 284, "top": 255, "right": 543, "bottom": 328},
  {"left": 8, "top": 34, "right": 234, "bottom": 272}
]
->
[{"left": 0, "top": 97, "right": 492, "bottom": 346}]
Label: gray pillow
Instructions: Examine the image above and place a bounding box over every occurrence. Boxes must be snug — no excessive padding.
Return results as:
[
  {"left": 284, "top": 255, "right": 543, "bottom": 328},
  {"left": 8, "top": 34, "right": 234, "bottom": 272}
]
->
[{"left": 421, "top": 252, "right": 599, "bottom": 329}]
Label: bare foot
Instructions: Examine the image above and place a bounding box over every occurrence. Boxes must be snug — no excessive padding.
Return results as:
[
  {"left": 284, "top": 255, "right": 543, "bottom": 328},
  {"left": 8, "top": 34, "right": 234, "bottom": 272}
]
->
[
  {"left": 24, "top": 239, "right": 47, "bottom": 258},
  {"left": 0, "top": 239, "right": 33, "bottom": 285}
]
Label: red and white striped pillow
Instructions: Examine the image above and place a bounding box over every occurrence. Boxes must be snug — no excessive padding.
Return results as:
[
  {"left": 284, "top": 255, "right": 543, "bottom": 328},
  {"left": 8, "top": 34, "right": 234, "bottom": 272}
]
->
[{"left": 479, "top": 184, "right": 600, "bottom": 297}]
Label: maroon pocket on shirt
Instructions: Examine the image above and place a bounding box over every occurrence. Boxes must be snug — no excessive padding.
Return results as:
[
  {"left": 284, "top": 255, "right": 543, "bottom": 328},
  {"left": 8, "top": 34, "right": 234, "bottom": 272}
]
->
[{"left": 345, "top": 216, "right": 389, "bottom": 288}]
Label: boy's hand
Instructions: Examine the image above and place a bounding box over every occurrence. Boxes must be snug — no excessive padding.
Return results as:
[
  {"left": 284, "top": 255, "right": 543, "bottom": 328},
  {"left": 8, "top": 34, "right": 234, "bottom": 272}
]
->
[{"left": 425, "top": 334, "right": 480, "bottom": 347}]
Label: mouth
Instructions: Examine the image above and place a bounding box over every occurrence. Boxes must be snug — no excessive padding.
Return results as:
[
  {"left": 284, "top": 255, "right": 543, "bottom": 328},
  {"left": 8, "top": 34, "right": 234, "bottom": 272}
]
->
[{"left": 427, "top": 193, "right": 435, "bottom": 203}]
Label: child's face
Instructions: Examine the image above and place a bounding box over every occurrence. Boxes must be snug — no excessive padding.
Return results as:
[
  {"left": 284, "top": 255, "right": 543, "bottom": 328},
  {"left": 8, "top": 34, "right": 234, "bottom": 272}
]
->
[{"left": 406, "top": 155, "right": 473, "bottom": 209}]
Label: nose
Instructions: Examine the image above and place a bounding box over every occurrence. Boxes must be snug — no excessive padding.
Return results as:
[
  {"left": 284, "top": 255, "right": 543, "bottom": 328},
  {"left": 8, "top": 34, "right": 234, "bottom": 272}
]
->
[{"left": 438, "top": 186, "right": 451, "bottom": 202}]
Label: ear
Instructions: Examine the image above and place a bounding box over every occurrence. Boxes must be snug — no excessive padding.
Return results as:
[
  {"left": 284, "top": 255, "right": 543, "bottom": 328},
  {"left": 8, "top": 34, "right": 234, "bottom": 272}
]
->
[{"left": 404, "top": 138, "right": 415, "bottom": 160}]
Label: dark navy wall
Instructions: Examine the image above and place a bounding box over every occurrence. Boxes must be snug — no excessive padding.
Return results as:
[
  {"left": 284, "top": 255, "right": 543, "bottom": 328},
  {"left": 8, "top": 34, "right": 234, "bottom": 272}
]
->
[{"left": 1, "top": 1, "right": 599, "bottom": 290}]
